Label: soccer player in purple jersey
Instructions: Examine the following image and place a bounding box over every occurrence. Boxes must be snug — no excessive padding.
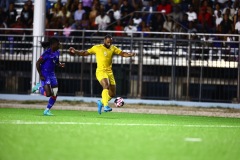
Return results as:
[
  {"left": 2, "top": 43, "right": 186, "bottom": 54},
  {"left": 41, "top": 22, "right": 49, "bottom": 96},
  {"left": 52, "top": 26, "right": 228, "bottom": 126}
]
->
[{"left": 32, "top": 37, "right": 65, "bottom": 116}]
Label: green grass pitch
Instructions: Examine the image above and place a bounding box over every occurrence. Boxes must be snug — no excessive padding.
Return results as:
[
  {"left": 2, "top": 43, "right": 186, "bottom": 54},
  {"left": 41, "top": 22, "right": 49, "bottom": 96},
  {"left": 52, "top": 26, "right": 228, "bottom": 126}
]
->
[{"left": 0, "top": 108, "right": 240, "bottom": 160}]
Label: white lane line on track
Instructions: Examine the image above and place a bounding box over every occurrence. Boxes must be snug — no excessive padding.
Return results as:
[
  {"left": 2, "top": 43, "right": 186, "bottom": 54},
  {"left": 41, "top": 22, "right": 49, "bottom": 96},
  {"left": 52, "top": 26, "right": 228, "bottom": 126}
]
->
[
  {"left": 0, "top": 120, "right": 240, "bottom": 128},
  {"left": 184, "top": 138, "right": 202, "bottom": 142}
]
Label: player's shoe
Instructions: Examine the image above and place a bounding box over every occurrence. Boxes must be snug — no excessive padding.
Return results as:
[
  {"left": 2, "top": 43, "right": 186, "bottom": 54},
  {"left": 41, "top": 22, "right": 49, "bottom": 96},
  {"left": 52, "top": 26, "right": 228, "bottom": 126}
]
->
[
  {"left": 43, "top": 109, "right": 54, "bottom": 116},
  {"left": 32, "top": 83, "right": 40, "bottom": 93},
  {"left": 97, "top": 100, "right": 103, "bottom": 114},
  {"left": 104, "top": 106, "right": 112, "bottom": 112}
]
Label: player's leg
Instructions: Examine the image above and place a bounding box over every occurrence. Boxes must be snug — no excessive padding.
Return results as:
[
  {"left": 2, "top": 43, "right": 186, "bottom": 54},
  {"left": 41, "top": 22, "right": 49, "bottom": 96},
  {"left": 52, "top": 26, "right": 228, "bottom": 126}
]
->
[
  {"left": 100, "top": 78, "right": 112, "bottom": 112},
  {"left": 43, "top": 74, "right": 58, "bottom": 116},
  {"left": 32, "top": 82, "right": 41, "bottom": 93}
]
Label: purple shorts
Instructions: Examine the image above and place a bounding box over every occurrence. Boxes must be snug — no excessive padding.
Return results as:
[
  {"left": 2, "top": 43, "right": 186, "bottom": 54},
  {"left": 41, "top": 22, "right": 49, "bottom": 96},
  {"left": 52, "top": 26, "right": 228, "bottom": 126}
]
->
[{"left": 40, "top": 72, "right": 58, "bottom": 87}]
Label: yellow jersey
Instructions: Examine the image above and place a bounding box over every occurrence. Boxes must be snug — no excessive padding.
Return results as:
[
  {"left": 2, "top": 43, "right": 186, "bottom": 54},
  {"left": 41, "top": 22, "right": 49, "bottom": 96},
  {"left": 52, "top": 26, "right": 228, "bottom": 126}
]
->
[{"left": 87, "top": 44, "right": 122, "bottom": 72}]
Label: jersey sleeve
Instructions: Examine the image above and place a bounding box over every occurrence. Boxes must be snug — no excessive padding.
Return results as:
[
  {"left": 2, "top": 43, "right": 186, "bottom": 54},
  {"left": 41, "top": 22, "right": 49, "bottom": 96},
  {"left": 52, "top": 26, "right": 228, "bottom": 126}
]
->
[
  {"left": 87, "top": 46, "right": 96, "bottom": 55},
  {"left": 113, "top": 45, "right": 122, "bottom": 55},
  {"left": 40, "top": 50, "right": 48, "bottom": 61}
]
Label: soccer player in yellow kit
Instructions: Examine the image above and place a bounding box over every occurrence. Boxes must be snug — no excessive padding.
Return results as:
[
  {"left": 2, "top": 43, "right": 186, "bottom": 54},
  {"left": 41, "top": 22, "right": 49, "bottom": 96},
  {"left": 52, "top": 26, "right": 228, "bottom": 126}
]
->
[{"left": 69, "top": 34, "right": 135, "bottom": 114}]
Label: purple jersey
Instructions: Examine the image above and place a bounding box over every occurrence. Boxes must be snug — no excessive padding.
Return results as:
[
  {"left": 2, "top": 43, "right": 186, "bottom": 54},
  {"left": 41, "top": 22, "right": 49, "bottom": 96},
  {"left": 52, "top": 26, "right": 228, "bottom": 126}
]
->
[{"left": 40, "top": 48, "right": 60, "bottom": 73}]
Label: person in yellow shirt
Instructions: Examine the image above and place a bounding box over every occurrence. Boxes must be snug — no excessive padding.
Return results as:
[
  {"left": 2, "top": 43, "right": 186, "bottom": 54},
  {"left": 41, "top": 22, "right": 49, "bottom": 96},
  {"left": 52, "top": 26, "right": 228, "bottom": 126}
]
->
[{"left": 69, "top": 34, "right": 135, "bottom": 114}]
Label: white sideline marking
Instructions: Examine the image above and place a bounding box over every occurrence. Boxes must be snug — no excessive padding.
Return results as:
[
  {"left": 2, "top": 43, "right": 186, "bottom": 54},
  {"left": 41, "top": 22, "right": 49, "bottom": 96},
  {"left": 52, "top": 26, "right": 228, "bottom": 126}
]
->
[
  {"left": 0, "top": 120, "right": 240, "bottom": 128},
  {"left": 184, "top": 138, "right": 202, "bottom": 142}
]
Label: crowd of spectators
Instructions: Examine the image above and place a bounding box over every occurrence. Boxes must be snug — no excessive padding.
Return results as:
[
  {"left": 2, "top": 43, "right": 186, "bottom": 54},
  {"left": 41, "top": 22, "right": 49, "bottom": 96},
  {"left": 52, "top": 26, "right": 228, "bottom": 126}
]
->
[{"left": 0, "top": 0, "right": 240, "bottom": 38}]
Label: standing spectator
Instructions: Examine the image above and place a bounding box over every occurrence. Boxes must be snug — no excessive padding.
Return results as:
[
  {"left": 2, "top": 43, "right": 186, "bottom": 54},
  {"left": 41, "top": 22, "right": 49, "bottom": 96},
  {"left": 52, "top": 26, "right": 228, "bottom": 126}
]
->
[
  {"left": 74, "top": 3, "right": 86, "bottom": 22},
  {"left": 95, "top": 9, "right": 110, "bottom": 30},
  {"left": 20, "top": 2, "right": 33, "bottom": 28},
  {"left": 156, "top": 0, "right": 172, "bottom": 14},
  {"left": 6, "top": 2, "right": 17, "bottom": 26}
]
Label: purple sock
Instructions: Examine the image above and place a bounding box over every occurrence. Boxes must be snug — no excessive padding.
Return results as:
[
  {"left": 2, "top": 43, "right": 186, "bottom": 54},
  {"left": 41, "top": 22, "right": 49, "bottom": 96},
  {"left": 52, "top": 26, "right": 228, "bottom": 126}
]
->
[{"left": 46, "top": 96, "right": 57, "bottom": 109}]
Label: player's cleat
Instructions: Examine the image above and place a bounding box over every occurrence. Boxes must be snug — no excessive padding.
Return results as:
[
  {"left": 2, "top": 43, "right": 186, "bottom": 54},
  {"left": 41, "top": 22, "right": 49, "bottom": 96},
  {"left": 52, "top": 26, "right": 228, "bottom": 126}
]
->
[
  {"left": 97, "top": 100, "right": 103, "bottom": 114},
  {"left": 32, "top": 83, "right": 41, "bottom": 93},
  {"left": 104, "top": 106, "right": 112, "bottom": 112},
  {"left": 43, "top": 109, "right": 54, "bottom": 116}
]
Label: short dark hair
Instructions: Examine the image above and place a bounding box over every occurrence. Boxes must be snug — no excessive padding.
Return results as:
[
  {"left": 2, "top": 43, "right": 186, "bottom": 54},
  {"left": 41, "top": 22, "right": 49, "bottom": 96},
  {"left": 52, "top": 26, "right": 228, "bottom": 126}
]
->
[
  {"left": 40, "top": 37, "right": 59, "bottom": 49},
  {"left": 104, "top": 34, "right": 112, "bottom": 39}
]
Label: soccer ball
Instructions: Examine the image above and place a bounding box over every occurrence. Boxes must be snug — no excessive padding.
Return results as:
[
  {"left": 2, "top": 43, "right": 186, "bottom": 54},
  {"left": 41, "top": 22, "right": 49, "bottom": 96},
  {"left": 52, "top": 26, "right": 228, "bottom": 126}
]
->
[{"left": 114, "top": 97, "right": 124, "bottom": 107}]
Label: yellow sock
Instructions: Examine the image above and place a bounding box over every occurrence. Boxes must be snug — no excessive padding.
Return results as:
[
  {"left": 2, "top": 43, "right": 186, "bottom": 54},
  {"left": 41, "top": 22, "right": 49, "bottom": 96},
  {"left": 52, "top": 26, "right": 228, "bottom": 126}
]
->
[{"left": 101, "top": 89, "right": 111, "bottom": 106}]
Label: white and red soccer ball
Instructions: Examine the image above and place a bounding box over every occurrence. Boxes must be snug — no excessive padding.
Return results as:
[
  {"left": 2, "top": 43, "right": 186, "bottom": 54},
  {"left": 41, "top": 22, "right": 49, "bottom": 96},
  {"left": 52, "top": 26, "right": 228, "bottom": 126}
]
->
[{"left": 114, "top": 97, "right": 124, "bottom": 107}]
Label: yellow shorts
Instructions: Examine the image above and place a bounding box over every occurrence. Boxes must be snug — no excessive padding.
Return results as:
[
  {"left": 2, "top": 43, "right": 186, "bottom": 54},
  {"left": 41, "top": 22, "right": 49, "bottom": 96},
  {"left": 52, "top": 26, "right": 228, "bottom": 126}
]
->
[{"left": 96, "top": 70, "right": 116, "bottom": 85}]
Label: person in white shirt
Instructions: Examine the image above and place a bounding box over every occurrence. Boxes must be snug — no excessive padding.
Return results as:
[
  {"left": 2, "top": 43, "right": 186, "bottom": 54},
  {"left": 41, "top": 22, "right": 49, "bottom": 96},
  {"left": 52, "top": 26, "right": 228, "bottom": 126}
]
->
[
  {"left": 74, "top": 3, "right": 86, "bottom": 21},
  {"left": 186, "top": 5, "right": 197, "bottom": 22},
  {"left": 95, "top": 10, "right": 110, "bottom": 30},
  {"left": 124, "top": 19, "right": 137, "bottom": 36},
  {"left": 216, "top": 10, "right": 223, "bottom": 29}
]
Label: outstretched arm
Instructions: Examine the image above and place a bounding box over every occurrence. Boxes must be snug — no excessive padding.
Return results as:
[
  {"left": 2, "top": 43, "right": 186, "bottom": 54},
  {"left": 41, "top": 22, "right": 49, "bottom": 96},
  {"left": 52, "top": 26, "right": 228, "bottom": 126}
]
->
[
  {"left": 69, "top": 47, "right": 91, "bottom": 56},
  {"left": 119, "top": 51, "right": 136, "bottom": 57}
]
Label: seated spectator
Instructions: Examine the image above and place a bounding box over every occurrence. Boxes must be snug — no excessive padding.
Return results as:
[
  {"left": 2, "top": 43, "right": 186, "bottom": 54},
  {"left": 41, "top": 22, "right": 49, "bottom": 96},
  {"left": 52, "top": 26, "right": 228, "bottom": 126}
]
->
[
  {"left": 162, "top": 15, "right": 175, "bottom": 32},
  {"left": 197, "top": 7, "right": 214, "bottom": 33},
  {"left": 120, "top": 0, "right": 135, "bottom": 16},
  {"left": 89, "top": 4, "right": 98, "bottom": 29},
  {"left": 80, "top": 13, "right": 90, "bottom": 30},
  {"left": 63, "top": 22, "right": 72, "bottom": 43},
  {"left": 222, "top": 0, "right": 235, "bottom": 20},
  {"left": 142, "top": 0, "right": 157, "bottom": 25},
  {"left": 169, "top": 5, "right": 183, "bottom": 22},
  {"left": 74, "top": 3, "right": 86, "bottom": 22},
  {"left": 132, "top": 12, "right": 142, "bottom": 27},
  {"left": 215, "top": 10, "right": 223, "bottom": 32},
  {"left": 58, "top": 6, "right": 71, "bottom": 19},
  {"left": 180, "top": 13, "right": 189, "bottom": 32},
  {"left": 124, "top": 19, "right": 137, "bottom": 37},
  {"left": 6, "top": 2, "right": 17, "bottom": 26},
  {"left": 20, "top": 2, "right": 33, "bottom": 28},
  {"left": 149, "top": 13, "right": 164, "bottom": 33},
  {"left": 233, "top": 8, "right": 240, "bottom": 25},
  {"left": 186, "top": 5, "right": 197, "bottom": 22},
  {"left": 114, "top": 20, "right": 124, "bottom": 36},
  {"left": 82, "top": 0, "right": 92, "bottom": 13},
  {"left": 219, "top": 13, "right": 234, "bottom": 34},
  {"left": 213, "top": 3, "right": 222, "bottom": 19},
  {"left": 235, "top": 17, "right": 240, "bottom": 34},
  {"left": 107, "top": 10, "right": 116, "bottom": 30},
  {"left": 107, "top": 3, "right": 121, "bottom": 21},
  {"left": 156, "top": 0, "right": 172, "bottom": 14},
  {"left": 95, "top": 9, "right": 110, "bottom": 30},
  {"left": 137, "top": 21, "right": 151, "bottom": 37}
]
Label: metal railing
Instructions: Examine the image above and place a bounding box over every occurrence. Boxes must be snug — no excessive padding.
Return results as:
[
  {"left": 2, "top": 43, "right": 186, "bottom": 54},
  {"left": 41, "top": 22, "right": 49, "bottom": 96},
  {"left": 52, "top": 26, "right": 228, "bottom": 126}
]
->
[{"left": 0, "top": 29, "right": 240, "bottom": 103}]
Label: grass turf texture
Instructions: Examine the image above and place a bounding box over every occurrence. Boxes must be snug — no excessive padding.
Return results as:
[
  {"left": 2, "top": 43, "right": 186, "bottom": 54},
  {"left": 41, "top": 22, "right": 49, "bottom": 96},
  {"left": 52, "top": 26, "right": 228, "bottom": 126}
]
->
[{"left": 0, "top": 108, "right": 240, "bottom": 160}]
